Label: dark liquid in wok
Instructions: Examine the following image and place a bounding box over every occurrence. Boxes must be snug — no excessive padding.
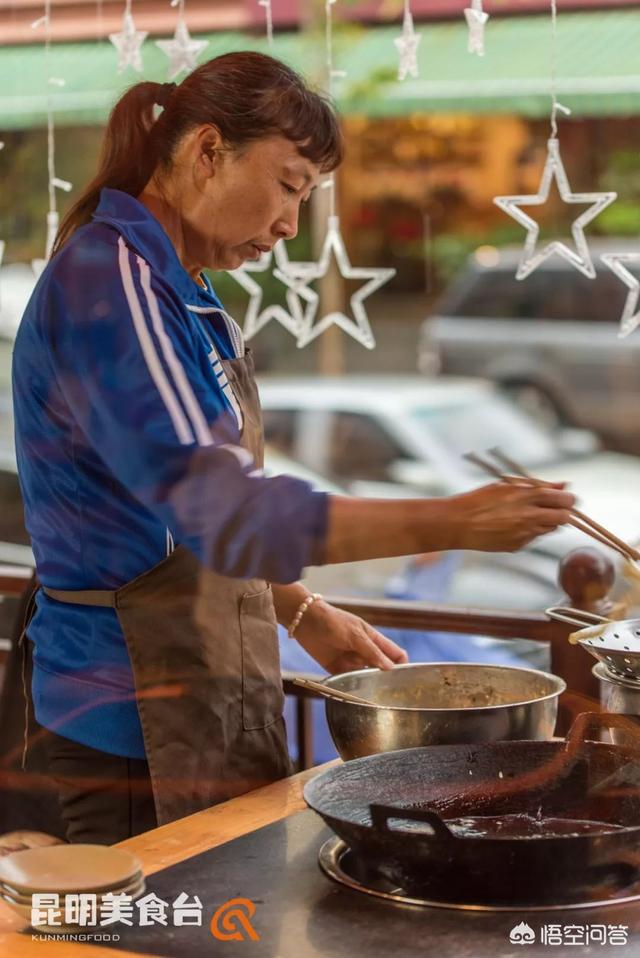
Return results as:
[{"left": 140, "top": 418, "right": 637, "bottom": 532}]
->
[{"left": 444, "top": 813, "right": 627, "bottom": 839}]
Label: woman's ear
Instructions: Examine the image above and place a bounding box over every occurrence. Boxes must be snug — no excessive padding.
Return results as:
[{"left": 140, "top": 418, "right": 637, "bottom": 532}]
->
[{"left": 197, "top": 125, "right": 224, "bottom": 178}]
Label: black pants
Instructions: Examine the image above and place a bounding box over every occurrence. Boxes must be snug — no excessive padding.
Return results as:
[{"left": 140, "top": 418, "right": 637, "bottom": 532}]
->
[{"left": 46, "top": 732, "right": 157, "bottom": 845}]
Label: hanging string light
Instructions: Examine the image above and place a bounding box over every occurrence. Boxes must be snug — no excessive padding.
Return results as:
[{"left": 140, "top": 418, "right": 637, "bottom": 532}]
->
[
  {"left": 464, "top": 0, "right": 489, "bottom": 57},
  {"left": 494, "top": 0, "right": 616, "bottom": 280},
  {"left": 394, "top": 0, "right": 421, "bottom": 81},
  {"left": 258, "top": 0, "right": 274, "bottom": 49},
  {"left": 156, "top": 0, "right": 208, "bottom": 80},
  {"left": 109, "top": 0, "right": 147, "bottom": 74},
  {"left": 31, "top": 0, "right": 73, "bottom": 277},
  {"left": 284, "top": 0, "right": 395, "bottom": 350}
]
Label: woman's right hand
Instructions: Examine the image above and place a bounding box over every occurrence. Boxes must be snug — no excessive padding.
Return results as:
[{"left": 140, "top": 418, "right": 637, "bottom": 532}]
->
[{"left": 447, "top": 482, "right": 575, "bottom": 553}]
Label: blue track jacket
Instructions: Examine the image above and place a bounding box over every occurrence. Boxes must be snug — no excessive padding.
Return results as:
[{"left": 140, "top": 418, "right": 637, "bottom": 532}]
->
[{"left": 12, "top": 188, "right": 328, "bottom": 758}]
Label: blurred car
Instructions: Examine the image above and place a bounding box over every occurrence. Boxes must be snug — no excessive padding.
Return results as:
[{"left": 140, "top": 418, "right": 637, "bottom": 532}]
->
[
  {"left": 418, "top": 241, "right": 640, "bottom": 452},
  {"left": 258, "top": 374, "right": 640, "bottom": 604}
]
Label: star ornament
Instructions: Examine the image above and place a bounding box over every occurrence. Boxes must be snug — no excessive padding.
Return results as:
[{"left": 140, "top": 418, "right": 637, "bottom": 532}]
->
[
  {"left": 464, "top": 0, "right": 489, "bottom": 56},
  {"left": 109, "top": 10, "right": 147, "bottom": 74},
  {"left": 228, "top": 243, "right": 316, "bottom": 341},
  {"left": 394, "top": 6, "right": 422, "bottom": 82},
  {"left": 494, "top": 138, "right": 617, "bottom": 281},
  {"left": 601, "top": 252, "right": 640, "bottom": 339},
  {"left": 156, "top": 17, "right": 208, "bottom": 80},
  {"left": 278, "top": 216, "right": 395, "bottom": 350}
]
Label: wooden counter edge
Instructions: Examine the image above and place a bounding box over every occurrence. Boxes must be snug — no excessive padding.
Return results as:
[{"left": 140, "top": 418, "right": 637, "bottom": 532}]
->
[
  {"left": 116, "top": 759, "right": 340, "bottom": 875},
  {"left": 0, "top": 761, "right": 338, "bottom": 957}
]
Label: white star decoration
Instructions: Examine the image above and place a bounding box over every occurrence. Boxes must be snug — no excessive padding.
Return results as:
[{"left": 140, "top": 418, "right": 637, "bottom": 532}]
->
[
  {"left": 394, "top": 4, "right": 421, "bottom": 82},
  {"left": 228, "top": 243, "right": 317, "bottom": 341},
  {"left": 156, "top": 17, "right": 208, "bottom": 80},
  {"left": 494, "top": 138, "right": 617, "bottom": 280},
  {"left": 109, "top": 10, "right": 147, "bottom": 74},
  {"left": 464, "top": 0, "right": 489, "bottom": 56},
  {"left": 601, "top": 252, "right": 640, "bottom": 339},
  {"left": 276, "top": 216, "right": 395, "bottom": 350}
]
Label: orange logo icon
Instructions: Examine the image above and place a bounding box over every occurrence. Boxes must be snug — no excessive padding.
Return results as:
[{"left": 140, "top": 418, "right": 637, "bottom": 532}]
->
[{"left": 210, "top": 898, "right": 260, "bottom": 942}]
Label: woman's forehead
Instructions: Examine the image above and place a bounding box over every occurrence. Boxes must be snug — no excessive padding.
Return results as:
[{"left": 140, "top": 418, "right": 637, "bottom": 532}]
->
[{"left": 258, "top": 136, "right": 320, "bottom": 177}]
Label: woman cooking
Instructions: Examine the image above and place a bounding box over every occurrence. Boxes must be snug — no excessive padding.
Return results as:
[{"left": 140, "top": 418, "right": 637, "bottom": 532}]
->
[{"left": 11, "top": 51, "right": 574, "bottom": 845}]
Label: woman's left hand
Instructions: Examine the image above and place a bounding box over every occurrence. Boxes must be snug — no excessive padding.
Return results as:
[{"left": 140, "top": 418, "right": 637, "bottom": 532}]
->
[{"left": 292, "top": 599, "right": 409, "bottom": 674}]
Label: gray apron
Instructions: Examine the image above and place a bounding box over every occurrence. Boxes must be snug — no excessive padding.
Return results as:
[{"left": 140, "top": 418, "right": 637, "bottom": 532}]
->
[{"left": 41, "top": 350, "right": 291, "bottom": 826}]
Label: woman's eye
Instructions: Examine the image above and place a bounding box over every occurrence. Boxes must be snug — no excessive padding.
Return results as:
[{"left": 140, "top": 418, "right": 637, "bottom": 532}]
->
[{"left": 281, "top": 182, "right": 298, "bottom": 196}]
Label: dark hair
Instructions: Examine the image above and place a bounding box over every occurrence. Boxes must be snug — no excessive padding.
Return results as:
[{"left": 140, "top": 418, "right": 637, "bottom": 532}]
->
[{"left": 53, "top": 51, "right": 344, "bottom": 254}]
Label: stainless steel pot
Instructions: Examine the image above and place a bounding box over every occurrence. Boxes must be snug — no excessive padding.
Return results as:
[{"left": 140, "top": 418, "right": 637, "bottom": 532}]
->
[
  {"left": 323, "top": 662, "right": 565, "bottom": 760},
  {"left": 593, "top": 661, "right": 640, "bottom": 747}
]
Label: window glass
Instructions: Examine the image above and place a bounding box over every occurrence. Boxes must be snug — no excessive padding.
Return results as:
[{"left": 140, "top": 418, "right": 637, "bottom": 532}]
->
[{"left": 328, "top": 413, "right": 404, "bottom": 481}]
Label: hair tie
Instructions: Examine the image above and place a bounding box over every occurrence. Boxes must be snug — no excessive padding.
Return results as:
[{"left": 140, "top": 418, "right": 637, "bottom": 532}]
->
[{"left": 155, "top": 82, "right": 177, "bottom": 108}]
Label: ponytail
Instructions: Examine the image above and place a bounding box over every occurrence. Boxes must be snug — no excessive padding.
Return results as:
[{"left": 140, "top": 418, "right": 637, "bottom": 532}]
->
[{"left": 52, "top": 81, "right": 162, "bottom": 255}]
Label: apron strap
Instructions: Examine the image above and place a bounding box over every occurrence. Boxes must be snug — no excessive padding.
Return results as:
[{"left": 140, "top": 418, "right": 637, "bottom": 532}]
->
[{"left": 42, "top": 586, "right": 117, "bottom": 608}]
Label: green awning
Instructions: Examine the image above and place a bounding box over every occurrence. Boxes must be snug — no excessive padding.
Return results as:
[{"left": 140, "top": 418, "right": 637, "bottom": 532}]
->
[{"left": 1, "top": 9, "right": 640, "bottom": 130}]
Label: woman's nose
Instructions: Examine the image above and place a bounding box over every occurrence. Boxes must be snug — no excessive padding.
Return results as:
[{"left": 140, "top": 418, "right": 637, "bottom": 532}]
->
[{"left": 274, "top": 207, "right": 299, "bottom": 241}]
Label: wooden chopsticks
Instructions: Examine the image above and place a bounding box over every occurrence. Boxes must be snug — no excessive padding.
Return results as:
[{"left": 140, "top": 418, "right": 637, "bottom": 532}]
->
[{"left": 464, "top": 448, "right": 640, "bottom": 564}]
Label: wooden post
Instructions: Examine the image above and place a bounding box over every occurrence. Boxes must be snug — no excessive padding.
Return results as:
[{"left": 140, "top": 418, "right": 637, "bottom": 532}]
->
[
  {"left": 552, "top": 547, "right": 616, "bottom": 733},
  {"left": 295, "top": 697, "right": 315, "bottom": 772}
]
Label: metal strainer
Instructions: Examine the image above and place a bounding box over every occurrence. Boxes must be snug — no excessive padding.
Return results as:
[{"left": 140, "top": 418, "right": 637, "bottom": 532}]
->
[{"left": 546, "top": 606, "right": 640, "bottom": 683}]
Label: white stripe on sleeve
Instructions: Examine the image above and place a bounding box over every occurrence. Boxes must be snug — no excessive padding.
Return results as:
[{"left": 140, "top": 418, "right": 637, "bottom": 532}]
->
[
  {"left": 136, "top": 255, "right": 214, "bottom": 448},
  {"left": 117, "top": 238, "right": 195, "bottom": 446}
]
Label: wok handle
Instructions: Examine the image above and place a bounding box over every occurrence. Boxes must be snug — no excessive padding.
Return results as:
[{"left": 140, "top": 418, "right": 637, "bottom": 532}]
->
[
  {"left": 369, "top": 803, "right": 453, "bottom": 841},
  {"left": 565, "top": 711, "right": 640, "bottom": 747}
]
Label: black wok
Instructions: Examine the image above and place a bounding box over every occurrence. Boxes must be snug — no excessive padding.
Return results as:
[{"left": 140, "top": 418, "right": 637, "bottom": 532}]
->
[{"left": 304, "top": 713, "right": 640, "bottom": 905}]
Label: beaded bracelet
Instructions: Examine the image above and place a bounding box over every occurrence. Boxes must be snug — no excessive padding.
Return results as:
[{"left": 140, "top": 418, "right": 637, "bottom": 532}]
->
[{"left": 287, "top": 593, "right": 323, "bottom": 638}]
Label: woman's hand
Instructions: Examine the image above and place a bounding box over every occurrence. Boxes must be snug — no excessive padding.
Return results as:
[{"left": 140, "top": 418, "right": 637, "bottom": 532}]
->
[
  {"left": 292, "top": 600, "right": 408, "bottom": 674},
  {"left": 448, "top": 482, "right": 575, "bottom": 552}
]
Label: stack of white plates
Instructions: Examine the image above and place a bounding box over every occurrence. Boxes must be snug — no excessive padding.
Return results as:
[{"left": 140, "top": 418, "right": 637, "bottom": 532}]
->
[{"left": 0, "top": 844, "right": 145, "bottom": 933}]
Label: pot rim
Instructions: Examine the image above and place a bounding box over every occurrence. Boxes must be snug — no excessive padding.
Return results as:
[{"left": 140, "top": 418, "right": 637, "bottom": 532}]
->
[
  {"left": 323, "top": 662, "right": 566, "bottom": 714},
  {"left": 593, "top": 660, "right": 640, "bottom": 691}
]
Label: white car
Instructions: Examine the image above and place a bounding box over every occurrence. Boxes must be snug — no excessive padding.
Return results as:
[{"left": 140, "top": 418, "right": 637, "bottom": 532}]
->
[{"left": 258, "top": 375, "right": 640, "bottom": 608}]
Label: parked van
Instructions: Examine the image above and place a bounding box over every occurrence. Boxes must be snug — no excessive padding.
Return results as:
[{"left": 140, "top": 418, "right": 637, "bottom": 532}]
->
[{"left": 419, "top": 241, "right": 640, "bottom": 453}]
